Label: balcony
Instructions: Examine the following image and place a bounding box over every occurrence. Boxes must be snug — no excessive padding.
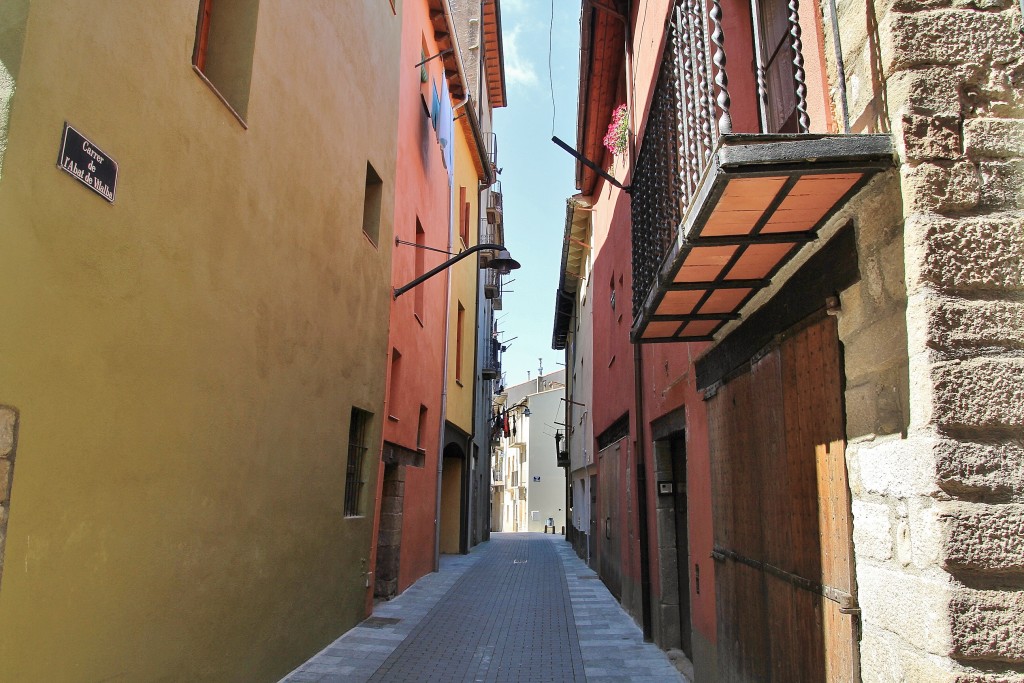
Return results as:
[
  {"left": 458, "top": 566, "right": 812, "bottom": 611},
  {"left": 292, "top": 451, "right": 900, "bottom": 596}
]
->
[
  {"left": 479, "top": 184, "right": 504, "bottom": 270},
  {"left": 483, "top": 266, "right": 501, "bottom": 300},
  {"left": 483, "top": 132, "right": 499, "bottom": 185},
  {"left": 630, "top": 0, "right": 893, "bottom": 343},
  {"left": 481, "top": 337, "right": 502, "bottom": 380},
  {"left": 486, "top": 181, "right": 503, "bottom": 225}
]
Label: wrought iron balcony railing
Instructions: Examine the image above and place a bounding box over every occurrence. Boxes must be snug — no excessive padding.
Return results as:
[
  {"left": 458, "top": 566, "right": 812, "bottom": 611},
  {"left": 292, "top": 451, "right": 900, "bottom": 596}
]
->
[
  {"left": 629, "top": 0, "right": 893, "bottom": 343},
  {"left": 483, "top": 266, "right": 501, "bottom": 300},
  {"left": 486, "top": 181, "right": 503, "bottom": 225},
  {"left": 479, "top": 183, "right": 504, "bottom": 270},
  {"left": 484, "top": 132, "right": 498, "bottom": 178},
  {"left": 481, "top": 337, "right": 501, "bottom": 380}
]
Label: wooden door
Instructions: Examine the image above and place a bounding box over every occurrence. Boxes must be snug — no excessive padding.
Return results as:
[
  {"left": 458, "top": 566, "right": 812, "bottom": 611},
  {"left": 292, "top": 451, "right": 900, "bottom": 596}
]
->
[
  {"left": 589, "top": 474, "right": 598, "bottom": 570},
  {"left": 598, "top": 440, "right": 623, "bottom": 600},
  {"left": 710, "top": 314, "right": 858, "bottom": 681},
  {"left": 670, "top": 435, "right": 693, "bottom": 659}
]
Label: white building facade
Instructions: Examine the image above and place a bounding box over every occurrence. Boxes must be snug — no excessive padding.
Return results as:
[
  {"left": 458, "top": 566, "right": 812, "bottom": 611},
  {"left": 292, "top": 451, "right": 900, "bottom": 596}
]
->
[{"left": 492, "top": 371, "right": 567, "bottom": 533}]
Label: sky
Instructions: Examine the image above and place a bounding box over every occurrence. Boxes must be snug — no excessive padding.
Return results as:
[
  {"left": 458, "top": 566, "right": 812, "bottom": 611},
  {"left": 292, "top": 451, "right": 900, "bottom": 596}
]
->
[{"left": 492, "top": 0, "right": 581, "bottom": 389}]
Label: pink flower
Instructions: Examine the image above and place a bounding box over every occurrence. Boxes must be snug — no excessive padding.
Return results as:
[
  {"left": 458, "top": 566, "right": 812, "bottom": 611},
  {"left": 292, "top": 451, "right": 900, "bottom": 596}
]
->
[{"left": 603, "top": 104, "right": 629, "bottom": 157}]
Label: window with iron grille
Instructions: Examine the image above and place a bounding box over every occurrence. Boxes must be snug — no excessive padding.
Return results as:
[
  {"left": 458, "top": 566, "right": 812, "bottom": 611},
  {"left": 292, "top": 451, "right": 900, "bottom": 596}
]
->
[{"left": 344, "top": 408, "right": 372, "bottom": 517}]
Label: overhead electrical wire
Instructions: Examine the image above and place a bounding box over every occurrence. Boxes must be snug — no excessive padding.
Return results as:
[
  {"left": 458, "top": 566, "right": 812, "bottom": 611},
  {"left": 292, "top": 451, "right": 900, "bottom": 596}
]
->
[{"left": 548, "top": 0, "right": 556, "bottom": 136}]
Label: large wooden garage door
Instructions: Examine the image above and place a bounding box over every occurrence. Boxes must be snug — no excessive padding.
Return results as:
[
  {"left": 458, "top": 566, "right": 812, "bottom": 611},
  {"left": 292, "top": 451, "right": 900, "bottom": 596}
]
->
[{"left": 709, "top": 314, "right": 858, "bottom": 682}]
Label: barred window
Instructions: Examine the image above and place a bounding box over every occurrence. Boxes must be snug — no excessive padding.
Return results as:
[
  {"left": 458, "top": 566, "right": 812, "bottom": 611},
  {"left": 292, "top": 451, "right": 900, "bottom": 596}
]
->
[{"left": 344, "top": 408, "right": 372, "bottom": 517}]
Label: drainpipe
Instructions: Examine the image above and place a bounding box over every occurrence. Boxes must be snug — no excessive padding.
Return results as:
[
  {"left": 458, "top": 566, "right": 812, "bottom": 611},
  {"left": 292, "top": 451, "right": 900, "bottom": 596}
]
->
[
  {"left": 634, "top": 343, "right": 653, "bottom": 641},
  {"left": 588, "top": 0, "right": 653, "bottom": 639},
  {"left": 471, "top": 181, "right": 484, "bottom": 548},
  {"left": 434, "top": 172, "right": 456, "bottom": 575},
  {"left": 824, "top": 0, "right": 851, "bottom": 133},
  {"left": 622, "top": 0, "right": 654, "bottom": 643}
]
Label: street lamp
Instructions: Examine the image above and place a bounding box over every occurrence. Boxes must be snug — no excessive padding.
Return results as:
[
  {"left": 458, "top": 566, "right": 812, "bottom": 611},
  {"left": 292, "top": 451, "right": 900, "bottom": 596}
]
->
[{"left": 393, "top": 242, "right": 521, "bottom": 299}]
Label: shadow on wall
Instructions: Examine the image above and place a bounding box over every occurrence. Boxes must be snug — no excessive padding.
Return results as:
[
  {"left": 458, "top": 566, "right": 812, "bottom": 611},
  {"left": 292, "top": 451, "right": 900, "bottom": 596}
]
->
[
  {"left": 0, "top": 0, "right": 31, "bottom": 177},
  {"left": 839, "top": 171, "right": 911, "bottom": 443}
]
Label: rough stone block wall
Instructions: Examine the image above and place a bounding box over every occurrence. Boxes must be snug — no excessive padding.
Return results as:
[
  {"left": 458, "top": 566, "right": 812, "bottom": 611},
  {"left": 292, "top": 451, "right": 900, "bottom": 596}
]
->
[
  {"left": 0, "top": 406, "right": 19, "bottom": 591},
  {"left": 829, "top": 0, "right": 1024, "bottom": 679}
]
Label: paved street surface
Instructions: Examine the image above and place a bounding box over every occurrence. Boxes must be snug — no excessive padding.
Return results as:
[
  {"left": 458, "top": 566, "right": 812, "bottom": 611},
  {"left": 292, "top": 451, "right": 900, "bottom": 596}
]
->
[{"left": 281, "top": 532, "right": 684, "bottom": 682}]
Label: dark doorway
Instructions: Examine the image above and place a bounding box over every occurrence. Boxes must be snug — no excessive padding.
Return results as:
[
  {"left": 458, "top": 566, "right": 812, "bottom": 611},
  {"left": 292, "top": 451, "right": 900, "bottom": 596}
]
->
[
  {"left": 670, "top": 434, "right": 693, "bottom": 659},
  {"left": 589, "top": 474, "right": 598, "bottom": 570},
  {"left": 440, "top": 444, "right": 465, "bottom": 554},
  {"left": 598, "top": 440, "right": 623, "bottom": 600}
]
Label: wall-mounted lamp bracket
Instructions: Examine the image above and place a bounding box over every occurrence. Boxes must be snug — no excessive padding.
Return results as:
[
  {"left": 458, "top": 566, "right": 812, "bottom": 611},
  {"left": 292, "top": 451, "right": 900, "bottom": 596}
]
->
[
  {"left": 394, "top": 242, "right": 520, "bottom": 299},
  {"left": 395, "top": 237, "right": 455, "bottom": 256},
  {"left": 551, "top": 136, "right": 632, "bottom": 193},
  {"left": 414, "top": 48, "right": 453, "bottom": 69}
]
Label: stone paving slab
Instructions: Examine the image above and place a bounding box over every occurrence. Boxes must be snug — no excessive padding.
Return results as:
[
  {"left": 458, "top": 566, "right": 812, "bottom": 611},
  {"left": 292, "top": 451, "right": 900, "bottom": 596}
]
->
[{"left": 280, "top": 533, "right": 683, "bottom": 682}]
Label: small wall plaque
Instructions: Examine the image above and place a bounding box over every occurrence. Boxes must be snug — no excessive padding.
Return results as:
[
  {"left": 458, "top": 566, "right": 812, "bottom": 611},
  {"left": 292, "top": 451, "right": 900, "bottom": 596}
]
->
[
  {"left": 658, "top": 481, "right": 674, "bottom": 496},
  {"left": 57, "top": 123, "right": 117, "bottom": 203}
]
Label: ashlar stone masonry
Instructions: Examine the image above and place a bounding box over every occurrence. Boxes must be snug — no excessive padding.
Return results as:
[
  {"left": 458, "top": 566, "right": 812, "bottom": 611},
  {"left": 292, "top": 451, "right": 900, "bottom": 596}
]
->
[{"left": 831, "top": 0, "right": 1024, "bottom": 679}]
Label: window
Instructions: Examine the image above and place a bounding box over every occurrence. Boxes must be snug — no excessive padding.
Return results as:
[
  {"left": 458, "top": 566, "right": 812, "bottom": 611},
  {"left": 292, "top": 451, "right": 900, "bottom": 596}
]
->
[
  {"left": 455, "top": 302, "right": 465, "bottom": 383},
  {"left": 362, "top": 162, "right": 383, "bottom": 245},
  {"left": 459, "top": 187, "right": 470, "bottom": 246},
  {"left": 387, "top": 348, "right": 401, "bottom": 420},
  {"left": 344, "top": 408, "right": 372, "bottom": 517},
  {"left": 417, "top": 405, "right": 428, "bottom": 452},
  {"left": 414, "top": 219, "right": 425, "bottom": 321},
  {"left": 419, "top": 37, "right": 431, "bottom": 115},
  {"left": 192, "top": 0, "right": 260, "bottom": 120},
  {"left": 757, "top": 0, "right": 799, "bottom": 133}
]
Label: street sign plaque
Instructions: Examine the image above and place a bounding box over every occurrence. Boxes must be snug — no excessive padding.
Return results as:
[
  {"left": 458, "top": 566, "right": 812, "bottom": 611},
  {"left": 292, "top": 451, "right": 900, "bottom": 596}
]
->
[{"left": 57, "top": 123, "right": 117, "bottom": 203}]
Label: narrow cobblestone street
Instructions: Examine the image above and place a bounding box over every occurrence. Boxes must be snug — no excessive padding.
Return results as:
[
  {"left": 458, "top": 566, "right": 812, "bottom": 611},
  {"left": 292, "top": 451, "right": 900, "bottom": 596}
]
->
[{"left": 281, "top": 533, "right": 684, "bottom": 682}]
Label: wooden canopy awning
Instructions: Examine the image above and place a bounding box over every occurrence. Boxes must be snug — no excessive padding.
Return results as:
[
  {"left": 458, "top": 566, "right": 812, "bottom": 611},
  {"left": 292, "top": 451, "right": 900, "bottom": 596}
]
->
[
  {"left": 552, "top": 199, "right": 592, "bottom": 350},
  {"left": 576, "top": 1, "right": 625, "bottom": 195},
  {"left": 482, "top": 0, "right": 507, "bottom": 108},
  {"left": 632, "top": 134, "right": 893, "bottom": 343},
  {"left": 427, "top": 0, "right": 465, "bottom": 100}
]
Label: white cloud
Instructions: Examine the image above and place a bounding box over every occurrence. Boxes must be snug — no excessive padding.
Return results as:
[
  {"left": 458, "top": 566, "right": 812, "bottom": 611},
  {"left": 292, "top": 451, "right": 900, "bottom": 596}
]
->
[
  {"left": 502, "top": 0, "right": 528, "bottom": 13},
  {"left": 504, "top": 24, "right": 539, "bottom": 89}
]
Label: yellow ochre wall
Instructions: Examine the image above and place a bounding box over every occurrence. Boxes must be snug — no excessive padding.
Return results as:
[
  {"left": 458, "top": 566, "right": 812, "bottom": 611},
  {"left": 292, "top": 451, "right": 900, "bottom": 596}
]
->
[
  {"left": 0, "top": 2, "right": 400, "bottom": 681},
  {"left": 446, "top": 125, "right": 481, "bottom": 434}
]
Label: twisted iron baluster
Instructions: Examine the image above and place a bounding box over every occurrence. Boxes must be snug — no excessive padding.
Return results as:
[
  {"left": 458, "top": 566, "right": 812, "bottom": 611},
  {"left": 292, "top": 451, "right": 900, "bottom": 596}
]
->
[
  {"left": 709, "top": 0, "right": 732, "bottom": 135},
  {"left": 789, "top": 0, "right": 810, "bottom": 132},
  {"left": 749, "top": 0, "right": 770, "bottom": 133},
  {"left": 674, "top": 4, "right": 694, "bottom": 204},
  {"left": 691, "top": 0, "right": 714, "bottom": 167}
]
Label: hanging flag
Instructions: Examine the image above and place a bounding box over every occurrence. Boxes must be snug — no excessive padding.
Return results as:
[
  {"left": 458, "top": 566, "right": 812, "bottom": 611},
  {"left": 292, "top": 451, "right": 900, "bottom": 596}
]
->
[{"left": 438, "top": 75, "right": 454, "bottom": 186}]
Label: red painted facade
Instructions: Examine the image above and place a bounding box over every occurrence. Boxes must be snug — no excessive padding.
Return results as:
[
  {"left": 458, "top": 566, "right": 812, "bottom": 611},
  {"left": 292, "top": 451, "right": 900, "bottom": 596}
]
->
[
  {"left": 585, "top": 174, "right": 719, "bottom": 652},
  {"left": 369, "top": 0, "right": 454, "bottom": 607},
  {"left": 563, "top": 0, "right": 853, "bottom": 674}
]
